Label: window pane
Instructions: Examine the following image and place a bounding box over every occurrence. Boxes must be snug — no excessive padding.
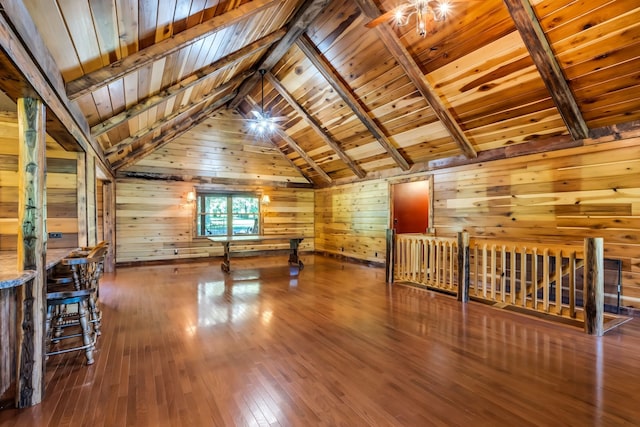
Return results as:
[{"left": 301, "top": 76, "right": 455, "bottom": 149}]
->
[
  {"left": 196, "top": 193, "right": 260, "bottom": 237},
  {"left": 232, "top": 196, "right": 259, "bottom": 235},
  {"left": 197, "top": 195, "right": 228, "bottom": 236}
]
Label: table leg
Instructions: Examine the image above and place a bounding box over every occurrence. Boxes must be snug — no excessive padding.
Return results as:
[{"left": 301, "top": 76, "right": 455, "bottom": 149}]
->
[
  {"left": 221, "top": 242, "right": 231, "bottom": 273},
  {"left": 288, "top": 238, "right": 304, "bottom": 270}
]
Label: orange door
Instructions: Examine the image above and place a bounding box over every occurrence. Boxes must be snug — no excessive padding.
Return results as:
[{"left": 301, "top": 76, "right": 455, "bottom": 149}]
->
[{"left": 392, "top": 181, "right": 429, "bottom": 233}]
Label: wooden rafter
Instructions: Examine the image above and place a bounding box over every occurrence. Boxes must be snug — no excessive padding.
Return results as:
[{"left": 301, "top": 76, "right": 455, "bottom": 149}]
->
[
  {"left": 295, "top": 34, "right": 411, "bottom": 171},
  {"left": 105, "top": 73, "right": 246, "bottom": 158},
  {"left": 106, "top": 74, "right": 245, "bottom": 160},
  {"left": 244, "top": 96, "right": 332, "bottom": 183},
  {"left": 503, "top": 0, "right": 589, "bottom": 140},
  {"left": 353, "top": 0, "right": 477, "bottom": 160},
  {"left": 228, "top": 0, "right": 331, "bottom": 109},
  {"left": 0, "top": 4, "right": 112, "bottom": 174},
  {"left": 91, "top": 30, "right": 285, "bottom": 137},
  {"left": 65, "top": 0, "right": 279, "bottom": 100},
  {"left": 265, "top": 72, "right": 367, "bottom": 178},
  {"left": 111, "top": 92, "right": 236, "bottom": 171}
]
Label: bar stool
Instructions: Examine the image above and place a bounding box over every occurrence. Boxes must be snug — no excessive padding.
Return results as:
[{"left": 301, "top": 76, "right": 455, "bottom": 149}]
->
[
  {"left": 45, "top": 244, "right": 107, "bottom": 365},
  {"left": 49, "top": 242, "right": 108, "bottom": 334}
]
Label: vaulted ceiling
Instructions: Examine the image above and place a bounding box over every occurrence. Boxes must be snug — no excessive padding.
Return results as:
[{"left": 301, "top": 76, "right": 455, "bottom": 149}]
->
[{"left": 3, "top": 0, "right": 640, "bottom": 187}]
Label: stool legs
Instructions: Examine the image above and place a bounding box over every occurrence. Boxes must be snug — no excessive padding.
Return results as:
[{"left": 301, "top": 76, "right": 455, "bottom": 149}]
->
[{"left": 77, "top": 301, "right": 94, "bottom": 365}]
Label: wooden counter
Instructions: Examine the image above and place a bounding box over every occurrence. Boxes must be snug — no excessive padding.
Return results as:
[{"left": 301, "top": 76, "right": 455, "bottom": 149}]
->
[
  {"left": 0, "top": 248, "right": 76, "bottom": 289},
  {"left": 0, "top": 248, "right": 77, "bottom": 408}
]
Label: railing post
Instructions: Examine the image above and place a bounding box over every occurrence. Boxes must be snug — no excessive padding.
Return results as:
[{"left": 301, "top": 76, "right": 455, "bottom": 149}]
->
[
  {"left": 386, "top": 229, "right": 395, "bottom": 283},
  {"left": 457, "top": 232, "right": 470, "bottom": 302},
  {"left": 584, "top": 237, "right": 604, "bottom": 336}
]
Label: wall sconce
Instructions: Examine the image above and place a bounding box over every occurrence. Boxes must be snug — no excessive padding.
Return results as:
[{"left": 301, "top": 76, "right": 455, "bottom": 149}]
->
[
  {"left": 261, "top": 194, "right": 271, "bottom": 205},
  {"left": 186, "top": 191, "right": 196, "bottom": 203}
]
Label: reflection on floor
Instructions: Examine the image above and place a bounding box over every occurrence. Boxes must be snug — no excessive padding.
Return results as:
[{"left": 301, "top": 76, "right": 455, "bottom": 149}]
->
[{"left": 1, "top": 254, "right": 639, "bottom": 426}]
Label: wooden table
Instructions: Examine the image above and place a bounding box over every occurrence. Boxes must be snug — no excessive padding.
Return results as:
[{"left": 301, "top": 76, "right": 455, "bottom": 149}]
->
[{"left": 208, "top": 235, "right": 305, "bottom": 272}]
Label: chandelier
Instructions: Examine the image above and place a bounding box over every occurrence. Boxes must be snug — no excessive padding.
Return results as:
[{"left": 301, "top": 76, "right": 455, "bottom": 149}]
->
[
  {"left": 249, "top": 69, "right": 278, "bottom": 138},
  {"left": 393, "top": 0, "right": 452, "bottom": 37}
]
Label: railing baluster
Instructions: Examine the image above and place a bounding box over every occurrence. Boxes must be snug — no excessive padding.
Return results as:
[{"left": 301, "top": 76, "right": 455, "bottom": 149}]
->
[
  {"left": 510, "top": 246, "right": 517, "bottom": 305},
  {"left": 555, "top": 251, "right": 563, "bottom": 315},
  {"left": 543, "top": 248, "right": 550, "bottom": 312},
  {"left": 569, "top": 251, "right": 576, "bottom": 318},
  {"left": 520, "top": 248, "right": 527, "bottom": 307},
  {"left": 482, "top": 244, "right": 488, "bottom": 298},
  {"left": 473, "top": 245, "right": 479, "bottom": 297},
  {"left": 501, "top": 245, "right": 507, "bottom": 303},
  {"left": 532, "top": 248, "right": 538, "bottom": 310},
  {"left": 491, "top": 245, "right": 497, "bottom": 301}
]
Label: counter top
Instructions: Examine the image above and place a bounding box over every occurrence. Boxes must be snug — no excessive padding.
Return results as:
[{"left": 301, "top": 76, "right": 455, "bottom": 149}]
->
[{"left": 0, "top": 248, "right": 78, "bottom": 290}]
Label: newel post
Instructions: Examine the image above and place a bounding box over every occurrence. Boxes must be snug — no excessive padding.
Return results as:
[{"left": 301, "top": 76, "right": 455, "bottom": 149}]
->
[
  {"left": 584, "top": 237, "right": 604, "bottom": 336},
  {"left": 386, "top": 229, "right": 395, "bottom": 283},
  {"left": 457, "top": 231, "right": 470, "bottom": 302},
  {"left": 16, "top": 97, "right": 47, "bottom": 407}
]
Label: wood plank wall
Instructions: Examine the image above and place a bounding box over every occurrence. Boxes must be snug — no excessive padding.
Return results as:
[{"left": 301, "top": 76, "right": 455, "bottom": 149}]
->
[
  {"left": 316, "top": 136, "right": 640, "bottom": 308},
  {"left": 115, "top": 179, "right": 314, "bottom": 263},
  {"left": 432, "top": 136, "right": 640, "bottom": 308},
  {"left": 0, "top": 123, "right": 78, "bottom": 250},
  {"left": 315, "top": 180, "right": 389, "bottom": 264}
]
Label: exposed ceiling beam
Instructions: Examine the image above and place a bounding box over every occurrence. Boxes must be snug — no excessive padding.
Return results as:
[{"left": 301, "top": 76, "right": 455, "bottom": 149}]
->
[
  {"left": 265, "top": 72, "right": 367, "bottom": 179},
  {"left": 106, "top": 76, "right": 243, "bottom": 160},
  {"left": 117, "top": 170, "right": 314, "bottom": 189},
  {"left": 111, "top": 92, "right": 235, "bottom": 171},
  {"left": 236, "top": 104, "right": 315, "bottom": 184},
  {"left": 228, "top": 0, "right": 331, "bottom": 109},
  {"left": 91, "top": 30, "right": 284, "bottom": 137},
  {"left": 503, "top": 0, "right": 589, "bottom": 140},
  {"left": 296, "top": 34, "right": 411, "bottom": 171},
  {"left": 245, "top": 96, "right": 332, "bottom": 183},
  {"left": 65, "top": 0, "right": 279, "bottom": 100},
  {"left": 353, "top": 0, "right": 477, "bottom": 160},
  {"left": 0, "top": 4, "right": 112, "bottom": 174}
]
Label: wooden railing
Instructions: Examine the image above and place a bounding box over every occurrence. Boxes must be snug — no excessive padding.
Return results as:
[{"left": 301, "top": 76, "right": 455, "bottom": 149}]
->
[
  {"left": 395, "top": 234, "right": 458, "bottom": 293},
  {"left": 469, "top": 239, "right": 584, "bottom": 319},
  {"left": 393, "top": 232, "right": 606, "bottom": 335}
]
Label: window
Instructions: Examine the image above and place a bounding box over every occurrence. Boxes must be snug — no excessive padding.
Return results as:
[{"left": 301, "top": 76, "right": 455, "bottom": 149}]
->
[{"left": 196, "top": 193, "right": 260, "bottom": 237}]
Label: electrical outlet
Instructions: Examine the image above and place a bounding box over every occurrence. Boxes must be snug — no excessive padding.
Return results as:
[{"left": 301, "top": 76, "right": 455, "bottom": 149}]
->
[
  {"left": 174, "top": 249, "right": 178, "bottom": 255},
  {"left": 48, "top": 232, "right": 62, "bottom": 239}
]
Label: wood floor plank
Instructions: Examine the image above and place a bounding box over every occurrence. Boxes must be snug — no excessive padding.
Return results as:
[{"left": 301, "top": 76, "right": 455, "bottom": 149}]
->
[{"left": 1, "top": 255, "right": 640, "bottom": 425}]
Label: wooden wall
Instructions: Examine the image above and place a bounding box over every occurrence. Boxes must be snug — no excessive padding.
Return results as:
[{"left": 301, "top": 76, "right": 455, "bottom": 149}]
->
[
  {"left": 316, "top": 135, "right": 640, "bottom": 308},
  {"left": 116, "top": 179, "right": 314, "bottom": 263},
  {"left": 315, "top": 180, "right": 389, "bottom": 264},
  {"left": 0, "top": 122, "right": 78, "bottom": 250},
  {"left": 432, "top": 136, "right": 640, "bottom": 308}
]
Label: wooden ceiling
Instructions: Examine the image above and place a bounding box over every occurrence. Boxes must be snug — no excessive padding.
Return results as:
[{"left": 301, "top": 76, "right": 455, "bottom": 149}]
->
[{"left": 3, "top": 0, "right": 640, "bottom": 186}]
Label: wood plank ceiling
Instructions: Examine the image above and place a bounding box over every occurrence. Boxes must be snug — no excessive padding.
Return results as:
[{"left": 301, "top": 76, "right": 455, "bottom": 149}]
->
[{"left": 13, "top": 0, "right": 640, "bottom": 186}]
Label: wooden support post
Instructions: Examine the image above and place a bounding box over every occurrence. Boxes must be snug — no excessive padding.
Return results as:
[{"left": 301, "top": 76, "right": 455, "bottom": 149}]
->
[
  {"left": 16, "top": 97, "right": 46, "bottom": 407},
  {"left": 457, "top": 232, "right": 470, "bottom": 302},
  {"left": 386, "top": 229, "right": 395, "bottom": 283},
  {"left": 584, "top": 237, "right": 604, "bottom": 336}
]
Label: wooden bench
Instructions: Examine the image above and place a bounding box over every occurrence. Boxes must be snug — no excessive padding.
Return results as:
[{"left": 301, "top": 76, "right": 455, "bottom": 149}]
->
[{"left": 208, "top": 235, "right": 305, "bottom": 272}]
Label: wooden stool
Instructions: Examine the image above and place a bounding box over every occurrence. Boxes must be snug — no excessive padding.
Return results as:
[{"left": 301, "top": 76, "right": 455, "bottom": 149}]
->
[{"left": 45, "top": 244, "right": 107, "bottom": 365}]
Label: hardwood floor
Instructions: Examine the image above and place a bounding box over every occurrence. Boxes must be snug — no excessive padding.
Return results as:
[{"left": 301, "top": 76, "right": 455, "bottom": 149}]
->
[{"left": 2, "top": 255, "right": 640, "bottom": 426}]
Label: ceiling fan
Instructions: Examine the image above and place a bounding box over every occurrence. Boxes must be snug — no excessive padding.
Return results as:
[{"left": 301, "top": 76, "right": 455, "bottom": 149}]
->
[
  {"left": 247, "top": 69, "right": 287, "bottom": 137},
  {"left": 365, "top": 0, "right": 472, "bottom": 37}
]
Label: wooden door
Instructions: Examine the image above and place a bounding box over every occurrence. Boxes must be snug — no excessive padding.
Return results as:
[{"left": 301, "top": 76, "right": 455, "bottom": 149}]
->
[{"left": 392, "top": 181, "right": 429, "bottom": 233}]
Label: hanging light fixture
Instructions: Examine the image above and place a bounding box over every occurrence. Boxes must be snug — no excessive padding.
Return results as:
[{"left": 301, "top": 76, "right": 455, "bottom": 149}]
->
[
  {"left": 393, "top": 0, "right": 452, "bottom": 37},
  {"left": 249, "top": 69, "right": 278, "bottom": 138}
]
